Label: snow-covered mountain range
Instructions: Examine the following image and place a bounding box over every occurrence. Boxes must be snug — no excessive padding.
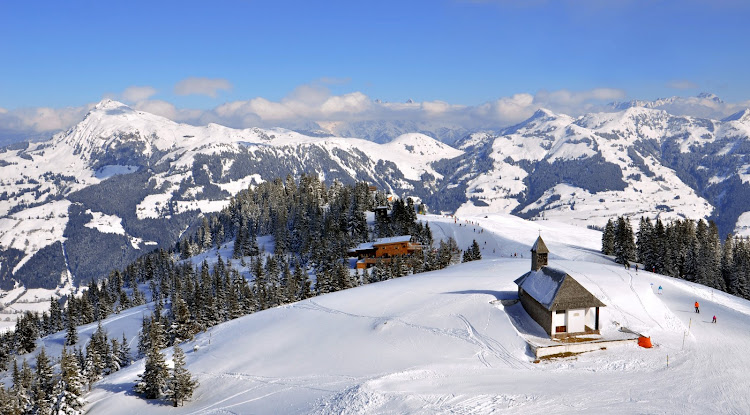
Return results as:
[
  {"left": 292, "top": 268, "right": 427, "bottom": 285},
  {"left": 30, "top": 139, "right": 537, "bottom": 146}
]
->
[{"left": 1, "top": 99, "right": 750, "bottom": 289}]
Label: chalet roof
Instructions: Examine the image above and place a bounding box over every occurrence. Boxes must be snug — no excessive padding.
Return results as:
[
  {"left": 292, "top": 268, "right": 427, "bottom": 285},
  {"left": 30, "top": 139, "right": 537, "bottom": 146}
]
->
[
  {"left": 531, "top": 236, "right": 549, "bottom": 253},
  {"left": 349, "top": 241, "right": 375, "bottom": 252},
  {"left": 514, "top": 267, "right": 605, "bottom": 311},
  {"left": 373, "top": 235, "right": 412, "bottom": 246},
  {"left": 348, "top": 235, "right": 413, "bottom": 253}
]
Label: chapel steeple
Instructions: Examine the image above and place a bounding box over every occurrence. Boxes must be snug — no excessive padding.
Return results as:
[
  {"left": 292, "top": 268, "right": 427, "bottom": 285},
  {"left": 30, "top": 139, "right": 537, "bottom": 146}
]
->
[{"left": 531, "top": 236, "right": 549, "bottom": 271}]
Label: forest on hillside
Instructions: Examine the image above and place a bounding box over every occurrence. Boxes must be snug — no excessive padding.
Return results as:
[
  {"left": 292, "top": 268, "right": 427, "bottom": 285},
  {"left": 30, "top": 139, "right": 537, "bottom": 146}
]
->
[
  {"left": 0, "top": 175, "right": 461, "bottom": 412},
  {"left": 603, "top": 216, "right": 750, "bottom": 300}
]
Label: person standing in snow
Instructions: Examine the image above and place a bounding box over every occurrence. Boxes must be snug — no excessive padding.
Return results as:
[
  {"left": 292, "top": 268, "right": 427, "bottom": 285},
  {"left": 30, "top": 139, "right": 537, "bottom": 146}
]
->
[
  {"left": 658, "top": 285, "right": 663, "bottom": 294},
  {"left": 712, "top": 315, "right": 717, "bottom": 323},
  {"left": 695, "top": 301, "right": 700, "bottom": 313}
]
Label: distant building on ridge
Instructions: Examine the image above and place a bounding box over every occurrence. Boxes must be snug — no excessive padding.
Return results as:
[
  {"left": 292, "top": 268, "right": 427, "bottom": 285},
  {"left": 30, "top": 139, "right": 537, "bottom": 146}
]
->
[{"left": 348, "top": 235, "right": 421, "bottom": 269}]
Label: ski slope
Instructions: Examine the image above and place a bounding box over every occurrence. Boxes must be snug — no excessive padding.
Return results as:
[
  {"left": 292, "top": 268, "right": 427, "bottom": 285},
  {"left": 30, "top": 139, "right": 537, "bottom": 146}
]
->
[{"left": 44, "top": 214, "right": 750, "bottom": 413}]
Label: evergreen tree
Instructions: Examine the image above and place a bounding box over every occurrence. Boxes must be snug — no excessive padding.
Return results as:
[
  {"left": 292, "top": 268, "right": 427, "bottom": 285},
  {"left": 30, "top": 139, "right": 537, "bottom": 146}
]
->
[
  {"left": 84, "top": 339, "right": 104, "bottom": 390},
  {"left": 54, "top": 346, "right": 85, "bottom": 415},
  {"left": 0, "top": 386, "right": 23, "bottom": 415},
  {"left": 602, "top": 218, "right": 615, "bottom": 255},
  {"left": 118, "top": 333, "right": 131, "bottom": 368},
  {"left": 34, "top": 347, "right": 55, "bottom": 414},
  {"left": 134, "top": 342, "right": 169, "bottom": 399},
  {"left": 462, "top": 240, "right": 482, "bottom": 262},
  {"left": 16, "top": 359, "right": 34, "bottom": 413},
  {"left": 614, "top": 216, "right": 636, "bottom": 265},
  {"left": 636, "top": 217, "right": 654, "bottom": 268},
  {"left": 65, "top": 315, "right": 78, "bottom": 346},
  {"left": 15, "top": 311, "right": 39, "bottom": 354},
  {"left": 170, "top": 295, "right": 195, "bottom": 344},
  {"left": 168, "top": 345, "right": 197, "bottom": 407},
  {"left": 49, "top": 297, "right": 63, "bottom": 333}
]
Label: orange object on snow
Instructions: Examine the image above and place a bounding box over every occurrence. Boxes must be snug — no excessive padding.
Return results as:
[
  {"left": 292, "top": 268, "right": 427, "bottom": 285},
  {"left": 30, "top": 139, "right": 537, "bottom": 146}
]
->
[{"left": 638, "top": 336, "right": 653, "bottom": 348}]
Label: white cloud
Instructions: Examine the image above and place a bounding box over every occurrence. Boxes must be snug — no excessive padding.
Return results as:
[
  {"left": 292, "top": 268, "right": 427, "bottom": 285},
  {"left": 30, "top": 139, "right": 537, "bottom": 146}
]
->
[
  {"left": 0, "top": 105, "right": 92, "bottom": 133},
  {"left": 174, "top": 77, "right": 232, "bottom": 97},
  {"left": 121, "top": 86, "right": 157, "bottom": 102},
  {"left": 1, "top": 83, "right": 748, "bottom": 145},
  {"left": 133, "top": 100, "right": 178, "bottom": 119}
]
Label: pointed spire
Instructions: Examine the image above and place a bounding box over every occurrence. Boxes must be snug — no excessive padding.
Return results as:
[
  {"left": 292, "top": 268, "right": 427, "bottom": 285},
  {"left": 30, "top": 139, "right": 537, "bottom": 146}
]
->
[{"left": 531, "top": 236, "right": 549, "bottom": 271}]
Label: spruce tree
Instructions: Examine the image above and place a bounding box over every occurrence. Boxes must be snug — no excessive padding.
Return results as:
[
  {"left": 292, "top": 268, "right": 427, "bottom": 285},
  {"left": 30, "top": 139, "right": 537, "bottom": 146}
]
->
[
  {"left": 119, "top": 332, "right": 131, "bottom": 368},
  {"left": 34, "top": 347, "right": 55, "bottom": 414},
  {"left": 168, "top": 345, "right": 197, "bottom": 407},
  {"left": 614, "top": 216, "right": 636, "bottom": 265},
  {"left": 54, "top": 346, "right": 85, "bottom": 415},
  {"left": 134, "top": 343, "right": 169, "bottom": 400},
  {"left": 602, "top": 218, "right": 616, "bottom": 255},
  {"left": 65, "top": 317, "right": 78, "bottom": 346}
]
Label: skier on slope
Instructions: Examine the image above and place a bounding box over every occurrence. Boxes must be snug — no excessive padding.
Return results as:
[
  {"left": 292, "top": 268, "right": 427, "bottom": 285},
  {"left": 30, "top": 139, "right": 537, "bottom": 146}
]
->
[
  {"left": 712, "top": 315, "right": 717, "bottom": 323},
  {"left": 695, "top": 301, "right": 700, "bottom": 313},
  {"left": 658, "top": 285, "right": 663, "bottom": 295}
]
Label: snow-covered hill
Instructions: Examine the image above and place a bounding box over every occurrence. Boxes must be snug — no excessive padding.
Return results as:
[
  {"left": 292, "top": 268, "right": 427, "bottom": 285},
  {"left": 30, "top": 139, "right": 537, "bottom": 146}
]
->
[{"left": 77, "top": 214, "right": 750, "bottom": 414}]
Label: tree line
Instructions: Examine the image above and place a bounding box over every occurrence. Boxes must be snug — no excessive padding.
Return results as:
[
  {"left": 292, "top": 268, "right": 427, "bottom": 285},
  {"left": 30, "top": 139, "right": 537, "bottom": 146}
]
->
[{"left": 602, "top": 216, "right": 750, "bottom": 299}]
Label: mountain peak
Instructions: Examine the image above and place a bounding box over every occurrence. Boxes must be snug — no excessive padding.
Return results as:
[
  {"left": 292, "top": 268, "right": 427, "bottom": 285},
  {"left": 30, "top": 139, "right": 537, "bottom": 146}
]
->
[
  {"left": 722, "top": 108, "right": 750, "bottom": 123},
  {"left": 532, "top": 108, "right": 555, "bottom": 118},
  {"left": 697, "top": 92, "right": 724, "bottom": 103},
  {"left": 93, "top": 99, "right": 130, "bottom": 111}
]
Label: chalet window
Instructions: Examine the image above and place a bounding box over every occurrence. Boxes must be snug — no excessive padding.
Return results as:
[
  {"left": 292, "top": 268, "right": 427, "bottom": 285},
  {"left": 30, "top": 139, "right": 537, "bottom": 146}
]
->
[
  {"left": 555, "top": 325, "right": 567, "bottom": 333},
  {"left": 556, "top": 310, "right": 565, "bottom": 314}
]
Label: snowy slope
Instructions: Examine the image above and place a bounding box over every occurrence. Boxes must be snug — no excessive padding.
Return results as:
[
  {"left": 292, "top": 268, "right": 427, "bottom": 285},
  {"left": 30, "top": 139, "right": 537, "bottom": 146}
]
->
[{"left": 80, "top": 214, "right": 750, "bottom": 414}]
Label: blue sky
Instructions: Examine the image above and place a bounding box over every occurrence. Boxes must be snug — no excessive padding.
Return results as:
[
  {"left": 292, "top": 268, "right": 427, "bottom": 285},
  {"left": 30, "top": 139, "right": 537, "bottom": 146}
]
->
[{"left": 1, "top": 0, "right": 749, "bottom": 135}]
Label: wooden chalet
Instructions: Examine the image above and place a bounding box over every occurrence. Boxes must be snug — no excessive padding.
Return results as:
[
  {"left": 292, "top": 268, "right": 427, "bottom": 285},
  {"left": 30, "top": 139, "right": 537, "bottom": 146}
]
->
[
  {"left": 348, "top": 235, "right": 421, "bottom": 269},
  {"left": 514, "top": 236, "right": 605, "bottom": 338}
]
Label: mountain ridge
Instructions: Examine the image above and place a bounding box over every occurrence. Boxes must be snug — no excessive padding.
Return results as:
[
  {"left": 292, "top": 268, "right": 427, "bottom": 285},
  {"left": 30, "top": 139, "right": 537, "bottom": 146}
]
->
[{"left": 2, "top": 100, "right": 750, "bottom": 289}]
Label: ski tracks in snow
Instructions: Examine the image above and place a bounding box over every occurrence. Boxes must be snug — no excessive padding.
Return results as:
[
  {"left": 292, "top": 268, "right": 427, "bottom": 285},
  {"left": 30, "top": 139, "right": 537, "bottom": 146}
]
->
[
  {"left": 455, "top": 313, "right": 528, "bottom": 370},
  {"left": 295, "top": 301, "right": 528, "bottom": 370}
]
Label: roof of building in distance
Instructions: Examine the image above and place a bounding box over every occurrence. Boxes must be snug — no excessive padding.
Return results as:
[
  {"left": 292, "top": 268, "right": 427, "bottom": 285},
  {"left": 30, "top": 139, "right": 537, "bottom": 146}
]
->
[{"left": 374, "top": 235, "right": 412, "bottom": 245}]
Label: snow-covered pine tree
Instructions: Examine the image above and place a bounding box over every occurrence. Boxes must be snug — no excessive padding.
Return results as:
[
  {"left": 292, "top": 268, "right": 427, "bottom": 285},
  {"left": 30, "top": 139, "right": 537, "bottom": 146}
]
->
[
  {"left": 34, "top": 347, "right": 55, "bottom": 414},
  {"left": 84, "top": 339, "right": 105, "bottom": 390},
  {"left": 168, "top": 345, "right": 197, "bottom": 407},
  {"left": 119, "top": 333, "right": 131, "bottom": 368},
  {"left": 53, "top": 346, "right": 85, "bottom": 415},
  {"left": 134, "top": 341, "right": 169, "bottom": 399},
  {"left": 105, "top": 338, "right": 121, "bottom": 375},
  {"left": 614, "top": 216, "right": 636, "bottom": 265},
  {"left": 0, "top": 385, "right": 24, "bottom": 415},
  {"left": 636, "top": 217, "right": 653, "bottom": 268},
  {"left": 602, "top": 218, "right": 615, "bottom": 255},
  {"left": 49, "top": 297, "right": 63, "bottom": 333},
  {"left": 65, "top": 317, "right": 78, "bottom": 346},
  {"left": 170, "top": 295, "right": 195, "bottom": 344},
  {"left": 15, "top": 311, "right": 39, "bottom": 354},
  {"left": 721, "top": 234, "right": 735, "bottom": 291},
  {"left": 462, "top": 240, "right": 482, "bottom": 262}
]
